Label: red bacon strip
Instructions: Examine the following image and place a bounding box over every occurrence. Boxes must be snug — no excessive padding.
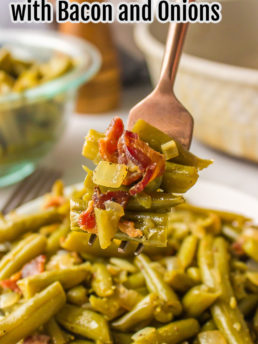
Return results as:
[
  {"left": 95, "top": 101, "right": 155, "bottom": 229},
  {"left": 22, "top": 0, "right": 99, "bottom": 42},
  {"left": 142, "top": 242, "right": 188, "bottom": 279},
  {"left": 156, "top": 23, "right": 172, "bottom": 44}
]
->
[
  {"left": 0, "top": 271, "right": 22, "bottom": 293},
  {"left": 119, "top": 221, "right": 143, "bottom": 238},
  {"left": 44, "top": 195, "right": 66, "bottom": 209},
  {"left": 118, "top": 130, "right": 165, "bottom": 195},
  {"left": 78, "top": 188, "right": 130, "bottom": 233},
  {"left": 92, "top": 187, "right": 130, "bottom": 209},
  {"left": 99, "top": 117, "right": 124, "bottom": 162},
  {"left": 78, "top": 200, "right": 97, "bottom": 233}
]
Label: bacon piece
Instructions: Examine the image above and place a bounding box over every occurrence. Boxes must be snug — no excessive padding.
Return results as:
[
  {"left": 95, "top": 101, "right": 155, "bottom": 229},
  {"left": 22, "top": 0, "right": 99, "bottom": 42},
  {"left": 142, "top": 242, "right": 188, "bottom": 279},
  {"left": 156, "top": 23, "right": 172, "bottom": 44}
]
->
[
  {"left": 0, "top": 271, "right": 22, "bottom": 293},
  {"left": 78, "top": 200, "right": 97, "bottom": 233},
  {"left": 92, "top": 187, "right": 130, "bottom": 209},
  {"left": 23, "top": 335, "right": 51, "bottom": 344},
  {"left": 99, "top": 117, "right": 124, "bottom": 162},
  {"left": 44, "top": 196, "right": 66, "bottom": 209},
  {"left": 119, "top": 221, "right": 143, "bottom": 238},
  {"left": 21, "top": 255, "right": 46, "bottom": 278},
  {"left": 118, "top": 131, "right": 165, "bottom": 195},
  {"left": 78, "top": 188, "right": 130, "bottom": 233}
]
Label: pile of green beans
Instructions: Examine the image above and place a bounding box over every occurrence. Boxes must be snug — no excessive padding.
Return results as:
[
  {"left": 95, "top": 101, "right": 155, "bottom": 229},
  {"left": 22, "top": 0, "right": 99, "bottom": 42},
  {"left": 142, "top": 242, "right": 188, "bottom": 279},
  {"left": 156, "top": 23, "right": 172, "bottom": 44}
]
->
[
  {"left": 0, "top": 48, "right": 75, "bottom": 164},
  {"left": 0, "top": 181, "right": 257, "bottom": 344}
]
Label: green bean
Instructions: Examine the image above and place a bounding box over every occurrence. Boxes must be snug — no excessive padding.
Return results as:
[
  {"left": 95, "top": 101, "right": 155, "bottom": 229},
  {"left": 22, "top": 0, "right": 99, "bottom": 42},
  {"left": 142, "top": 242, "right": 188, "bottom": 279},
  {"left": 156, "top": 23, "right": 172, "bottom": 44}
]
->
[
  {"left": 158, "top": 319, "right": 200, "bottom": 343},
  {"left": 116, "top": 284, "right": 143, "bottom": 311},
  {"left": 198, "top": 330, "right": 228, "bottom": 344},
  {"left": 135, "top": 254, "right": 182, "bottom": 316},
  {"left": 164, "top": 269, "right": 196, "bottom": 293},
  {"left": 92, "top": 263, "right": 114, "bottom": 297},
  {"left": 182, "top": 285, "right": 219, "bottom": 317},
  {"left": 186, "top": 266, "right": 201, "bottom": 284},
  {"left": 112, "top": 293, "right": 158, "bottom": 331},
  {"left": 161, "top": 162, "right": 199, "bottom": 193},
  {"left": 238, "top": 294, "right": 258, "bottom": 317},
  {"left": 89, "top": 295, "right": 122, "bottom": 320},
  {"left": 132, "top": 119, "right": 211, "bottom": 170},
  {"left": 110, "top": 258, "right": 137, "bottom": 273},
  {"left": 0, "top": 233, "right": 46, "bottom": 280},
  {"left": 0, "top": 282, "right": 65, "bottom": 344},
  {"left": 124, "top": 272, "right": 145, "bottom": 289},
  {"left": 46, "top": 220, "right": 70, "bottom": 255},
  {"left": 177, "top": 235, "right": 198, "bottom": 269},
  {"left": 132, "top": 327, "right": 159, "bottom": 344},
  {"left": 67, "top": 285, "right": 88, "bottom": 306},
  {"left": 0, "top": 209, "right": 62, "bottom": 242},
  {"left": 18, "top": 263, "right": 90, "bottom": 298},
  {"left": 46, "top": 318, "right": 66, "bottom": 344},
  {"left": 124, "top": 212, "right": 168, "bottom": 226},
  {"left": 132, "top": 318, "right": 200, "bottom": 344},
  {"left": 198, "top": 236, "right": 254, "bottom": 344},
  {"left": 56, "top": 304, "right": 112, "bottom": 343},
  {"left": 126, "top": 192, "right": 184, "bottom": 211},
  {"left": 154, "top": 306, "right": 174, "bottom": 323}
]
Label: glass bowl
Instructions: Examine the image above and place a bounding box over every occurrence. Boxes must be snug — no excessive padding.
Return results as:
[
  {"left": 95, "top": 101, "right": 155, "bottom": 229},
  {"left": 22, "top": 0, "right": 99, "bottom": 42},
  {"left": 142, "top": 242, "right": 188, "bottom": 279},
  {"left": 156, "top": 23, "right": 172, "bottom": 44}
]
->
[{"left": 0, "top": 29, "right": 101, "bottom": 187}]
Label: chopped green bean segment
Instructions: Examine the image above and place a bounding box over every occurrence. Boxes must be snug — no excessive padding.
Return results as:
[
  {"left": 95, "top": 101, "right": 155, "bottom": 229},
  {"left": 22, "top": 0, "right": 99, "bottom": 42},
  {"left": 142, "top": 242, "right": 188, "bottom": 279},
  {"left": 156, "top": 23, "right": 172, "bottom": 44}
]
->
[
  {"left": 126, "top": 192, "right": 184, "bottom": 211},
  {"left": 132, "top": 119, "right": 212, "bottom": 169},
  {"left": 198, "top": 330, "right": 228, "bottom": 344},
  {"left": 183, "top": 285, "right": 220, "bottom": 317},
  {"left": 45, "top": 318, "right": 66, "bottom": 344},
  {"left": 56, "top": 304, "right": 112, "bottom": 343},
  {"left": 18, "top": 264, "right": 90, "bottom": 298},
  {"left": 0, "top": 209, "right": 62, "bottom": 243},
  {"left": 92, "top": 262, "right": 114, "bottom": 297},
  {"left": 162, "top": 162, "right": 199, "bottom": 193},
  {"left": 198, "top": 236, "right": 254, "bottom": 344},
  {"left": 177, "top": 235, "right": 198, "bottom": 269},
  {"left": 135, "top": 254, "right": 182, "bottom": 316},
  {"left": 67, "top": 285, "right": 88, "bottom": 306},
  {"left": 164, "top": 269, "right": 196, "bottom": 292},
  {"left": 0, "top": 282, "right": 66, "bottom": 344},
  {"left": 0, "top": 233, "right": 46, "bottom": 280},
  {"left": 112, "top": 293, "right": 158, "bottom": 331}
]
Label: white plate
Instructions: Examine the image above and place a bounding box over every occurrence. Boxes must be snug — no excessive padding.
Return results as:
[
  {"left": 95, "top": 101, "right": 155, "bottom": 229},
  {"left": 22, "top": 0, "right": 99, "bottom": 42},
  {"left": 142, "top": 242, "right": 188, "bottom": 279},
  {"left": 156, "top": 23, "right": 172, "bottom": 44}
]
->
[{"left": 17, "top": 180, "right": 258, "bottom": 223}]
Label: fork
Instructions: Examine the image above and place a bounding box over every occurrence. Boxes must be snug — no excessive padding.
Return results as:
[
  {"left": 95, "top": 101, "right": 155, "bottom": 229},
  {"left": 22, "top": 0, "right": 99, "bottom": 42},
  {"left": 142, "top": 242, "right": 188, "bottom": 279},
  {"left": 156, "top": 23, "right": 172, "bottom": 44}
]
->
[
  {"left": 89, "top": 15, "right": 194, "bottom": 255},
  {"left": 1, "top": 167, "right": 62, "bottom": 215}
]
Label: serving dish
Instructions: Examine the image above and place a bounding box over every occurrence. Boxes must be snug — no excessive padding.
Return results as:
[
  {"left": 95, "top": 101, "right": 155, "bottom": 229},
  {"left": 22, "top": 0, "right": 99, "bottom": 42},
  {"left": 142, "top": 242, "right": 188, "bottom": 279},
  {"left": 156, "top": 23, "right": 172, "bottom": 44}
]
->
[
  {"left": 0, "top": 29, "right": 101, "bottom": 187},
  {"left": 134, "top": 0, "right": 258, "bottom": 162}
]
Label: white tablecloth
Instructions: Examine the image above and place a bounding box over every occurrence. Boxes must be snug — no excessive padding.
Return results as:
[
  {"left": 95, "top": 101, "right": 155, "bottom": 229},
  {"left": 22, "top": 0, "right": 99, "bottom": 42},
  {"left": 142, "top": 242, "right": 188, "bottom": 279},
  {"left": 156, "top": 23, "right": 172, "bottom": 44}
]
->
[{"left": 0, "top": 85, "right": 257, "bottom": 209}]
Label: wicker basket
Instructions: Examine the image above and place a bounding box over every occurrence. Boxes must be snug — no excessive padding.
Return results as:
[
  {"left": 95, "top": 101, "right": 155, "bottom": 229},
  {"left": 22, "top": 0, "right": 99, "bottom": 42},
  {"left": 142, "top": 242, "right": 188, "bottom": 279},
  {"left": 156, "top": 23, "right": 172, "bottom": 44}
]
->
[{"left": 134, "top": 0, "right": 258, "bottom": 162}]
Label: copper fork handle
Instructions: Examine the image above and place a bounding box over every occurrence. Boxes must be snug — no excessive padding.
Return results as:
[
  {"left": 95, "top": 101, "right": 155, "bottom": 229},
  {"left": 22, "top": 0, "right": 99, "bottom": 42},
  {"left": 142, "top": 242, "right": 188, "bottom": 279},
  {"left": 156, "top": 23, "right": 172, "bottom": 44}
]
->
[{"left": 157, "top": 0, "right": 195, "bottom": 91}]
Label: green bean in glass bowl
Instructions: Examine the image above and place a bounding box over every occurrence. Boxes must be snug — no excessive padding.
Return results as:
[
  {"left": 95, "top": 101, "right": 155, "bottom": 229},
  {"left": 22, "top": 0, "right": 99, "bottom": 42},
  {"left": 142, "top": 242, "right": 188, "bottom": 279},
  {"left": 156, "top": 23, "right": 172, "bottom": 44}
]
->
[{"left": 0, "top": 30, "right": 101, "bottom": 187}]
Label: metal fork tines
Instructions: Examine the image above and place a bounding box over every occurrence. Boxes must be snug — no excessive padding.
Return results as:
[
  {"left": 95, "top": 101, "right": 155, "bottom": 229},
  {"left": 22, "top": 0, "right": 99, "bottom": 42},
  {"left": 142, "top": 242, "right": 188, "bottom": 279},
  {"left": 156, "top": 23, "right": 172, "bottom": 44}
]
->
[
  {"left": 1, "top": 167, "right": 62, "bottom": 215},
  {"left": 88, "top": 234, "right": 144, "bottom": 256}
]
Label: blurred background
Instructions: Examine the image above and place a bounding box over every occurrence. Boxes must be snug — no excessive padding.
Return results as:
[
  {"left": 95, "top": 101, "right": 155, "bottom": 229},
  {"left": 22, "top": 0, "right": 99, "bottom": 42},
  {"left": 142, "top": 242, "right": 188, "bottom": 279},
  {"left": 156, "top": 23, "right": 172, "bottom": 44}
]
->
[{"left": 0, "top": 0, "right": 257, "bottom": 203}]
